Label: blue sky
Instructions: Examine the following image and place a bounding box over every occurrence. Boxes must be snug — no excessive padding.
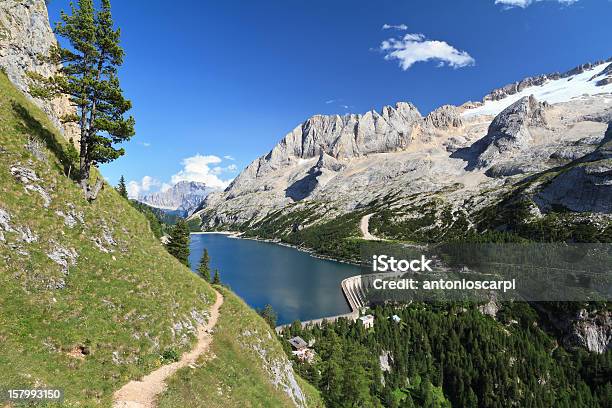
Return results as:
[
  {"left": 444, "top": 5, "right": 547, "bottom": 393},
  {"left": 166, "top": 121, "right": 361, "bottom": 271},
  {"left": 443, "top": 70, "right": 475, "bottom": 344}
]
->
[{"left": 46, "top": 0, "right": 612, "bottom": 196}]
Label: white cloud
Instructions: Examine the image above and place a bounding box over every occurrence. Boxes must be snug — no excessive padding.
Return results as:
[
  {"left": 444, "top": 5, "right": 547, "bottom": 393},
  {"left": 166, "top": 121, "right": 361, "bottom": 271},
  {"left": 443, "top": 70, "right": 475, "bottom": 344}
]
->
[
  {"left": 380, "top": 32, "right": 475, "bottom": 70},
  {"left": 170, "top": 154, "right": 233, "bottom": 190},
  {"left": 495, "top": 0, "right": 579, "bottom": 8},
  {"left": 223, "top": 155, "right": 235, "bottom": 161},
  {"left": 211, "top": 163, "right": 239, "bottom": 176},
  {"left": 128, "top": 155, "right": 237, "bottom": 199},
  {"left": 325, "top": 99, "right": 336, "bottom": 104},
  {"left": 382, "top": 24, "right": 408, "bottom": 31},
  {"left": 141, "top": 175, "right": 158, "bottom": 191},
  {"left": 127, "top": 175, "right": 161, "bottom": 198},
  {"left": 127, "top": 181, "right": 139, "bottom": 199}
]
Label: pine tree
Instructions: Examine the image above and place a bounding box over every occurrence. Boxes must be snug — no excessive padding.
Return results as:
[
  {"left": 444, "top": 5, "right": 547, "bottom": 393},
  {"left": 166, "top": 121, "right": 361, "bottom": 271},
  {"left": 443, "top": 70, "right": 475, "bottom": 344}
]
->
[
  {"left": 29, "top": 0, "right": 134, "bottom": 201},
  {"left": 212, "top": 269, "right": 221, "bottom": 285},
  {"left": 258, "top": 304, "right": 277, "bottom": 329},
  {"left": 116, "top": 175, "right": 128, "bottom": 199},
  {"left": 166, "top": 219, "right": 190, "bottom": 266},
  {"left": 65, "top": 138, "right": 79, "bottom": 179},
  {"left": 197, "top": 248, "right": 211, "bottom": 282}
]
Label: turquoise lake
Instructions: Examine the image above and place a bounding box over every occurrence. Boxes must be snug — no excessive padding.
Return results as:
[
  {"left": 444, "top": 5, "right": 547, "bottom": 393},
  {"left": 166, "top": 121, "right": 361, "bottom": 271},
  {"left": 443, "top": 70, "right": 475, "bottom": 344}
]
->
[{"left": 189, "top": 233, "right": 360, "bottom": 325}]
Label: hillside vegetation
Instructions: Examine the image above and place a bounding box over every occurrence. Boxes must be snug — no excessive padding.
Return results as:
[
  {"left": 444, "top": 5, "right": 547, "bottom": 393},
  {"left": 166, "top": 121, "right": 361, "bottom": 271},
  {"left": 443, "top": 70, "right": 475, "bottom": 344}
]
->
[{"left": 0, "top": 72, "right": 318, "bottom": 407}]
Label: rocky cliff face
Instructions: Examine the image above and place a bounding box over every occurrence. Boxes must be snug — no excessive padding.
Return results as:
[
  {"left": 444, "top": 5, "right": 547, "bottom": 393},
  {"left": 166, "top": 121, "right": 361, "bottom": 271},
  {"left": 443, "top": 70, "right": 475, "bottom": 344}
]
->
[
  {"left": 564, "top": 310, "right": 611, "bottom": 354},
  {"left": 228, "top": 102, "right": 423, "bottom": 193},
  {"left": 474, "top": 95, "right": 549, "bottom": 168},
  {"left": 0, "top": 0, "right": 78, "bottom": 141},
  {"left": 139, "top": 181, "right": 210, "bottom": 215}
]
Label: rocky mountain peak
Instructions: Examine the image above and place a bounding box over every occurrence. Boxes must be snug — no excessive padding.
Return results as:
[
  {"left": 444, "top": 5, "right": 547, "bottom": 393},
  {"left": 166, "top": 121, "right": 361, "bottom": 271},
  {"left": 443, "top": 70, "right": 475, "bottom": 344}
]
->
[
  {"left": 594, "top": 62, "right": 612, "bottom": 86},
  {"left": 475, "top": 95, "right": 549, "bottom": 168},
  {"left": 275, "top": 103, "right": 423, "bottom": 161},
  {"left": 138, "top": 181, "right": 210, "bottom": 215},
  {"left": 424, "top": 105, "right": 463, "bottom": 129}
]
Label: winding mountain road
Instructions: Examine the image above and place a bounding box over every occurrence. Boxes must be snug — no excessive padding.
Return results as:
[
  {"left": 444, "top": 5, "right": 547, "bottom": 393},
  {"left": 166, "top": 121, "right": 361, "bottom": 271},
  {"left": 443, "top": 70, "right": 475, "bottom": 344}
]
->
[
  {"left": 360, "top": 213, "right": 381, "bottom": 241},
  {"left": 113, "top": 290, "right": 224, "bottom": 408}
]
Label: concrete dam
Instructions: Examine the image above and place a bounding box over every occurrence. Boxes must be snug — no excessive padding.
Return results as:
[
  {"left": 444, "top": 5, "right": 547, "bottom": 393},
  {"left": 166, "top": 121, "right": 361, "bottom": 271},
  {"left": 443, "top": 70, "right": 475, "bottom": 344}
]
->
[{"left": 276, "top": 272, "right": 401, "bottom": 333}]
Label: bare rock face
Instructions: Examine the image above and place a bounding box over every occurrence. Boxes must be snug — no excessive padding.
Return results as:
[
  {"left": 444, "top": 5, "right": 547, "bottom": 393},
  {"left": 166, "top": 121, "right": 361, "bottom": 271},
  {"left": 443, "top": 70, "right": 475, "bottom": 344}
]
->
[
  {"left": 564, "top": 310, "right": 611, "bottom": 354},
  {"left": 424, "top": 105, "right": 463, "bottom": 129},
  {"left": 475, "top": 95, "right": 548, "bottom": 167},
  {"left": 0, "top": 0, "right": 79, "bottom": 141},
  {"left": 227, "top": 102, "right": 423, "bottom": 194},
  {"left": 285, "top": 152, "right": 345, "bottom": 201},
  {"left": 534, "top": 123, "right": 612, "bottom": 213},
  {"left": 312, "top": 151, "right": 345, "bottom": 173},
  {"left": 593, "top": 62, "right": 612, "bottom": 87},
  {"left": 536, "top": 162, "right": 612, "bottom": 213},
  {"left": 484, "top": 75, "right": 556, "bottom": 102}
]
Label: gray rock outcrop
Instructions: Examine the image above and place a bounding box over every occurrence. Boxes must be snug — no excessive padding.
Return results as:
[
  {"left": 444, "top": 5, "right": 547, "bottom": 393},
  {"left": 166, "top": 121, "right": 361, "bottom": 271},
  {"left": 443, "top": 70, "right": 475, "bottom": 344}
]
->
[
  {"left": 563, "top": 310, "right": 611, "bottom": 354},
  {"left": 424, "top": 105, "right": 463, "bottom": 129},
  {"left": 535, "top": 123, "right": 612, "bottom": 213},
  {"left": 229, "top": 102, "right": 423, "bottom": 193},
  {"left": 475, "top": 95, "right": 548, "bottom": 168},
  {"left": 0, "top": 0, "right": 78, "bottom": 140}
]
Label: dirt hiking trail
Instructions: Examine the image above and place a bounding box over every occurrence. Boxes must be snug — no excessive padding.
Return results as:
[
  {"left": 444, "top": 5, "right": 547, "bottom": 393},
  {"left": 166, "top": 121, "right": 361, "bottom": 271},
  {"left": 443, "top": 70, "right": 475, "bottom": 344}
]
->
[{"left": 113, "top": 290, "right": 224, "bottom": 408}]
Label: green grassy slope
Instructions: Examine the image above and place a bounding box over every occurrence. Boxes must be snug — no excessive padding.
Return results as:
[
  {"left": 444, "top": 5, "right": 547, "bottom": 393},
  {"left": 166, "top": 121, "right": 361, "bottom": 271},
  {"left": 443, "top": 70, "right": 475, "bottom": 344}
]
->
[
  {"left": 0, "top": 70, "right": 215, "bottom": 406},
  {"left": 0, "top": 73, "right": 321, "bottom": 407},
  {"left": 158, "top": 288, "right": 324, "bottom": 408}
]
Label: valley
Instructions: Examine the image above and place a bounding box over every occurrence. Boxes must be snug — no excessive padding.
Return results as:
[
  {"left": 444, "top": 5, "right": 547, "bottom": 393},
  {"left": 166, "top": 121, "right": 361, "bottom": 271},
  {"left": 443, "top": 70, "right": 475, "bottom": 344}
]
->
[{"left": 0, "top": 0, "right": 610, "bottom": 407}]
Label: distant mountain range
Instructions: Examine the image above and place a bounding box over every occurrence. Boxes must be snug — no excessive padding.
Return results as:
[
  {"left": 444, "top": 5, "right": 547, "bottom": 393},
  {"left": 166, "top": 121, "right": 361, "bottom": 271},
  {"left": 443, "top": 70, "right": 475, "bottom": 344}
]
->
[{"left": 138, "top": 181, "right": 211, "bottom": 216}]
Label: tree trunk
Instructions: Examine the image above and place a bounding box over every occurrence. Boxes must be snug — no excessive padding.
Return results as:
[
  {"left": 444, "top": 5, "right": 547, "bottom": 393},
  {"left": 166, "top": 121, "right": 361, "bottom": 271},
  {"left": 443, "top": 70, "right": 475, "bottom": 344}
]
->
[
  {"left": 80, "top": 176, "right": 104, "bottom": 202},
  {"left": 78, "top": 103, "right": 89, "bottom": 183}
]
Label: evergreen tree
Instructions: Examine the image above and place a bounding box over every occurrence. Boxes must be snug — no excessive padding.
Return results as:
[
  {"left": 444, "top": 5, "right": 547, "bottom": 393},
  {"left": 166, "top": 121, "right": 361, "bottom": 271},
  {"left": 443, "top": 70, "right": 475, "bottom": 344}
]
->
[
  {"left": 116, "top": 175, "right": 128, "bottom": 199},
  {"left": 29, "top": 0, "right": 135, "bottom": 200},
  {"left": 212, "top": 269, "right": 221, "bottom": 285},
  {"left": 65, "top": 138, "right": 79, "bottom": 179},
  {"left": 166, "top": 219, "right": 190, "bottom": 266},
  {"left": 258, "top": 304, "right": 277, "bottom": 329},
  {"left": 197, "top": 248, "right": 211, "bottom": 282}
]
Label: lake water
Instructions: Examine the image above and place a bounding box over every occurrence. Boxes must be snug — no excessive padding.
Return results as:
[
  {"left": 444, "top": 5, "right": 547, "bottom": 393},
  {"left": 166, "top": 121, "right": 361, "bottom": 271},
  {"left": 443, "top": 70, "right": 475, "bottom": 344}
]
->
[{"left": 189, "top": 233, "right": 360, "bottom": 325}]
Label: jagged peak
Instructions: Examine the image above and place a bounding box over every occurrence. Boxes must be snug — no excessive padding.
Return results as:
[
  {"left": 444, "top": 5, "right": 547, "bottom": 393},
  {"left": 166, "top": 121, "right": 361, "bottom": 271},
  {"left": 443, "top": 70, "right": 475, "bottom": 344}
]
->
[
  {"left": 302, "top": 101, "right": 421, "bottom": 126},
  {"left": 424, "top": 105, "right": 463, "bottom": 129}
]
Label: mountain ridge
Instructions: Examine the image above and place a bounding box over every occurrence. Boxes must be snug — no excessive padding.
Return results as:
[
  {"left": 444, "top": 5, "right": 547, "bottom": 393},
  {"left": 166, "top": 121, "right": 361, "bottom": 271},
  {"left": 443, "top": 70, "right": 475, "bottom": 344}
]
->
[
  {"left": 192, "top": 58, "right": 612, "bottom": 232},
  {"left": 138, "top": 180, "right": 210, "bottom": 216}
]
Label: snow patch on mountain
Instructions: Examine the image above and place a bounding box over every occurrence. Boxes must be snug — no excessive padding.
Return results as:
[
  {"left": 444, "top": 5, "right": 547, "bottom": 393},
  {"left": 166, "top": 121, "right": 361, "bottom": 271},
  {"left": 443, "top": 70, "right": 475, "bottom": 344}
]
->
[{"left": 463, "top": 62, "right": 612, "bottom": 118}]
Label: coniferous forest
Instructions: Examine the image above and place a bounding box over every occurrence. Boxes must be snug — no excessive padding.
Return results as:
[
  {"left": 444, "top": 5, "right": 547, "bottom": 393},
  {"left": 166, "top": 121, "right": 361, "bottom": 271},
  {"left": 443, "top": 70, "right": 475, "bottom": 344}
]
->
[{"left": 282, "top": 302, "right": 611, "bottom": 407}]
